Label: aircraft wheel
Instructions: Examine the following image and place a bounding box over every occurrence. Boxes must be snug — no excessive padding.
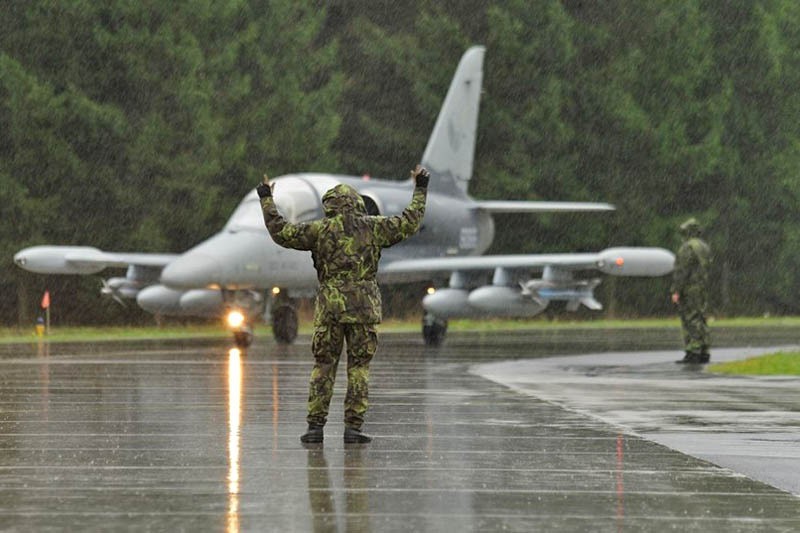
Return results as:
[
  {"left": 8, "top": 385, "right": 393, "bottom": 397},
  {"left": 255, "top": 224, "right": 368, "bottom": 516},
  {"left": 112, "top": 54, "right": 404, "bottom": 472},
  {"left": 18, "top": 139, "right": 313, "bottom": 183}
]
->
[
  {"left": 422, "top": 313, "right": 447, "bottom": 346},
  {"left": 233, "top": 327, "right": 253, "bottom": 349},
  {"left": 272, "top": 305, "right": 298, "bottom": 344}
]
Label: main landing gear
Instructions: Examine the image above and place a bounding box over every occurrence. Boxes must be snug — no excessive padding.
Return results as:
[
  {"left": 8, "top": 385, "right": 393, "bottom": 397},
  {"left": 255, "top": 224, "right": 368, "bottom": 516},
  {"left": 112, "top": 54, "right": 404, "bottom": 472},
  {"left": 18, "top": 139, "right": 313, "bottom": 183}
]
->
[
  {"left": 270, "top": 289, "right": 298, "bottom": 344},
  {"left": 271, "top": 303, "right": 298, "bottom": 344},
  {"left": 422, "top": 312, "right": 448, "bottom": 346}
]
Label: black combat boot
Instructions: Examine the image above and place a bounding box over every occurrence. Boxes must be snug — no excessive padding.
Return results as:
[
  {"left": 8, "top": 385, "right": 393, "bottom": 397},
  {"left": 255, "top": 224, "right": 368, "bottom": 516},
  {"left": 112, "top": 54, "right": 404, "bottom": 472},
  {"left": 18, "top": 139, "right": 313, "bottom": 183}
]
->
[
  {"left": 343, "top": 427, "right": 372, "bottom": 444},
  {"left": 300, "top": 424, "right": 324, "bottom": 444},
  {"left": 699, "top": 352, "right": 710, "bottom": 364},
  {"left": 676, "top": 352, "right": 703, "bottom": 364}
]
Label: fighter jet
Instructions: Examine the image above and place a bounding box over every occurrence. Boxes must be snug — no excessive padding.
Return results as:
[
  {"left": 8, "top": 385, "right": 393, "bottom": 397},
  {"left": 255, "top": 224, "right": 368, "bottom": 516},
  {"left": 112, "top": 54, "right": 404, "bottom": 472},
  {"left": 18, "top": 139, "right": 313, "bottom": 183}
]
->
[{"left": 14, "top": 46, "right": 674, "bottom": 348}]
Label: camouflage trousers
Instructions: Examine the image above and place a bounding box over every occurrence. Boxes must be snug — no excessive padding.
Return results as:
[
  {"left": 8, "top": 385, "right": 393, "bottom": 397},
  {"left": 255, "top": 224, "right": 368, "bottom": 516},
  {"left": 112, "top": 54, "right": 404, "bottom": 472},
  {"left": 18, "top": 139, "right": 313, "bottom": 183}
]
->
[
  {"left": 307, "top": 323, "right": 377, "bottom": 429},
  {"left": 678, "top": 297, "right": 710, "bottom": 355}
]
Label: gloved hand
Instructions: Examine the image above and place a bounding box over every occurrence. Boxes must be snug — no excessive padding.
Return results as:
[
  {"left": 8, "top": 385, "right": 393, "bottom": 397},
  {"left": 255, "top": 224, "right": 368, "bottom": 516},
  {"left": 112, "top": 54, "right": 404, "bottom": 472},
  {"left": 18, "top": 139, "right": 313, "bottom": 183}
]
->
[
  {"left": 257, "top": 175, "right": 272, "bottom": 198},
  {"left": 411, "top": 165, "right": 430, "bottom": 188}
]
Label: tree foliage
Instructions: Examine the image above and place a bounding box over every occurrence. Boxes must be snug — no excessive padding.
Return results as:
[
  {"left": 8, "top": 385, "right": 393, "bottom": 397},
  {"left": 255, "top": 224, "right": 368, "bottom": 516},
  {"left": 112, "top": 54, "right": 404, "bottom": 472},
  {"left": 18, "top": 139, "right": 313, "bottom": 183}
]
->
[{"left": 0, "top": 0, "right": 341, "bottom": 324}]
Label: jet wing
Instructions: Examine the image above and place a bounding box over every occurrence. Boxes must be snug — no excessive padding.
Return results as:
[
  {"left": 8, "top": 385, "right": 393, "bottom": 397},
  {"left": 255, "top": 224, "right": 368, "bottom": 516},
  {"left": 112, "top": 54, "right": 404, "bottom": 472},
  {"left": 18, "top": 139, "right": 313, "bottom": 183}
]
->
[
  {"left": 385, "top": 253, "right": 600, "bottom": 273},
  {"left": 64, "top": 250, "right": 180, "bottom": 270},
  {"left": 472, "top": 201, "right": 615, "bottom": 213},
  {"left": 13, "top": 245, "right": 179, "bottom": 275},
  {"left": 383, "top": 247, "right": 675, "bottom": 278}
]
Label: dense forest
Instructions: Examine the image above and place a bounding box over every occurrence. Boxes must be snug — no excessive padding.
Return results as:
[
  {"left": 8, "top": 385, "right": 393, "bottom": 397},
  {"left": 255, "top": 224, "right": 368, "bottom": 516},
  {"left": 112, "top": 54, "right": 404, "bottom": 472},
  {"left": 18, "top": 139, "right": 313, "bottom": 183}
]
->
[{"left": 2, "top": 0, "right": 800, "bottom": 327}]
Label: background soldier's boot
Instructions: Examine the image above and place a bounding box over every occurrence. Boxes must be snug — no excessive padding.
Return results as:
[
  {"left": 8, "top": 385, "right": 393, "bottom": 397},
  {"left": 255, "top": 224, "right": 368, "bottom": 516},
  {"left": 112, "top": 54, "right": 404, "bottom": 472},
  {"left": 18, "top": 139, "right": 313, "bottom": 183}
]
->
[
  {"left": 300, "top": 425, "right": 324, "bottom": 443},
  {"left": 699, "top": 352, "right": 710, "bottom": 363},
  {"left": 676, "top": 352, "right": 702, "bottom": 364},
  {"left": 344, "top": 427, "right": 372, "bottom": 443}
]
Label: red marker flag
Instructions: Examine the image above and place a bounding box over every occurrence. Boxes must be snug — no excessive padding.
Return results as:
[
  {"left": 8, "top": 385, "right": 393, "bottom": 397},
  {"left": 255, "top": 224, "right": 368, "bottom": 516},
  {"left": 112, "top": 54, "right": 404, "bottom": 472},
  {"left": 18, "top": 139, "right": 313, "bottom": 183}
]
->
[{"left": 41, "top": 290, "right": 50, "bottom": 309}]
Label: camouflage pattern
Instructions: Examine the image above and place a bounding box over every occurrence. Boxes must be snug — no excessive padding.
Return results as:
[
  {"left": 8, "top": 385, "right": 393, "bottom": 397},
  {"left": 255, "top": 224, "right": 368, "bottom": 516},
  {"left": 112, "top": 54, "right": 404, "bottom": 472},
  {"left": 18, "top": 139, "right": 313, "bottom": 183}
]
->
[
  {"left": 308, "top": 323, "right": 377, "bottom": 428},
  {"left": 671, "top": 218, "right": 712, "bottom": 356},
  {"left": 262, "top": 183, "right": 427, "bottom": 325},
  {"left": 262, "top": 182, "right": 427, "bottom": 428}
]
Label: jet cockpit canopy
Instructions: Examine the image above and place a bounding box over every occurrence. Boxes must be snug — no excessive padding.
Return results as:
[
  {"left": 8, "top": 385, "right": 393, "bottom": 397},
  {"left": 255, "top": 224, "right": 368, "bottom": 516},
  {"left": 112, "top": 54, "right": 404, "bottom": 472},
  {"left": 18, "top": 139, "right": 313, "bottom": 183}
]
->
[{"left": 225, "top": 174, "right": 345, "bottom": 232}]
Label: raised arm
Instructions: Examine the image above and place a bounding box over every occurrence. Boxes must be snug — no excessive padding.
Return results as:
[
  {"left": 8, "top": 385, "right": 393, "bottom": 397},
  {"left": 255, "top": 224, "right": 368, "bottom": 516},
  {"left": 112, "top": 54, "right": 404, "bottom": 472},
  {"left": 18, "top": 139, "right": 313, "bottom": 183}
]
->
[
  {"left": 258, "top": 178, "right": 317, "bottom": 251},
  {"left": 373, "top": 166, "right": 429, "bottom": 247}
]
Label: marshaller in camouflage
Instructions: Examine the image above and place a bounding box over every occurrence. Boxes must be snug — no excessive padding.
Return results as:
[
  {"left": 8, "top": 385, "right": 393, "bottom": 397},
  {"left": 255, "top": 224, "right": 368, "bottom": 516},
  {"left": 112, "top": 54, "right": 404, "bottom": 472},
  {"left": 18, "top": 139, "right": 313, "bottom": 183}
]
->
[{"left": 260, "top": 166, "right": 429, "bottom": 443}]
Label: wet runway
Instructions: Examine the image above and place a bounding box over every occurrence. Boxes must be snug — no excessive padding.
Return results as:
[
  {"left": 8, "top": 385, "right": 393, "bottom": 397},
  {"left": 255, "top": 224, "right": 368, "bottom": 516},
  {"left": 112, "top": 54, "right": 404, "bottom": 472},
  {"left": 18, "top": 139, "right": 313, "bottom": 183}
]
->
[
  {"left": 475, "top": 345, "right": 800, "bottom": 496},
  {"left": 1, "top": 327, "right": 799, "bottom": 531}
]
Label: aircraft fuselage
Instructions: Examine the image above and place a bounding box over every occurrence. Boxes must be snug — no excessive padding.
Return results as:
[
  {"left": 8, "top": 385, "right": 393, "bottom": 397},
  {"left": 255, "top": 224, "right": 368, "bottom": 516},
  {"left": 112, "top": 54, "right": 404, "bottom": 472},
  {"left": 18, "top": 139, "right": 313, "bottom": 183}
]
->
[{"left": 158, "top": 172, "right": 495, "bottom": 292}]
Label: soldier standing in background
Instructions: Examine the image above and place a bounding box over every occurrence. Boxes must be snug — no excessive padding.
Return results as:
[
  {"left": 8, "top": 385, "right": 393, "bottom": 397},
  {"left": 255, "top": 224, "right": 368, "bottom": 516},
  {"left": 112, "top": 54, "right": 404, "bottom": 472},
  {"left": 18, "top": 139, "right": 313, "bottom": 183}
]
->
[
  {"left": 259, "top": 166, "right": 429, "bottom": 444},
  {"left": 671, "top": 217, "right": 712, "bottom": 364}
]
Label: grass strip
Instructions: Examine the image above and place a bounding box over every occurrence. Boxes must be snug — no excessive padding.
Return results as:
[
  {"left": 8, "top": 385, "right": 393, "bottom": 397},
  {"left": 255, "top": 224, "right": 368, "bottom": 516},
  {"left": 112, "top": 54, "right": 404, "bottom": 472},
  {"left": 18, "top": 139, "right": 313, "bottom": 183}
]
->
[
  {"left": 707, "top": 351, "right": 800, "bottom": 376},
  {"left": 2, "top": 315, "right": 800, "bottom": 344}
]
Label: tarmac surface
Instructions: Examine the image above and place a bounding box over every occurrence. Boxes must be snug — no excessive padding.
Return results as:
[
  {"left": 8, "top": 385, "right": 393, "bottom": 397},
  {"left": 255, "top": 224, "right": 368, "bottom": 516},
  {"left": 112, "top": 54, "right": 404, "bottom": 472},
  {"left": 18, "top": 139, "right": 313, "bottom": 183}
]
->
[{"left": 1, "top": 326, "right": 799, "bottom": 531}]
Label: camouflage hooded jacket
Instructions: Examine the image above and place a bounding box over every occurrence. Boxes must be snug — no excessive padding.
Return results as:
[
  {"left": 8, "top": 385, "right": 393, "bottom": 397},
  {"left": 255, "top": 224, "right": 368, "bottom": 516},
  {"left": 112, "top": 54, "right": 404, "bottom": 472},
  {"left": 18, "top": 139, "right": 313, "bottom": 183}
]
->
[
  {"left": 670, "top": 231, "right": 711, "bottom": 299},
  {"left": 261, "top": 183, "right": 427, "bottom": 325}
]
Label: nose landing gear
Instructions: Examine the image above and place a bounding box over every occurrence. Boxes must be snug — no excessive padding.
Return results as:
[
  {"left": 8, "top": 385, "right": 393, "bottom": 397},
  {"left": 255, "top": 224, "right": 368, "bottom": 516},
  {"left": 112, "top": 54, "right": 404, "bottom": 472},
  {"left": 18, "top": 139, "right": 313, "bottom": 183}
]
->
[
  {"left": 232, "top": 326, "right": 253, "bottom": 348},
  {"left": 422, "top": 312, "right": 448, "bottom": 346},
  {"left": 272, "top": 304, "right": 298, "bottom": 344},
  {"left": 226, "top": 309, "right": 254, "bottom": 348}
]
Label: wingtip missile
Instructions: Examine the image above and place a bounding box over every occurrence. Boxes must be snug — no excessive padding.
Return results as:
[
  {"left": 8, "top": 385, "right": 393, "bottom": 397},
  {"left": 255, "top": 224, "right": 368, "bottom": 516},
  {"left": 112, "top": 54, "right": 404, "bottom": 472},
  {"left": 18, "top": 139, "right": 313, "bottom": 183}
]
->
[
  {"left": 596, "top": 248, "right": 675, "bottom": 277},
  {"left": 14, "top": 246, "right": 107, "bottom": 275}
]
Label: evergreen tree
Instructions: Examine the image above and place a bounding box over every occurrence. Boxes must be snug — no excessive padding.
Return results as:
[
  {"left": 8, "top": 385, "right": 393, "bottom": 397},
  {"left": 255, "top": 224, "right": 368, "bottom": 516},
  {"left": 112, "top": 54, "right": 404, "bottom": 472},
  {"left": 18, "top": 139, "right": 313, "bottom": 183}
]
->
[{"left": 0, "top": 0, "right": 342, "bottom": 325}]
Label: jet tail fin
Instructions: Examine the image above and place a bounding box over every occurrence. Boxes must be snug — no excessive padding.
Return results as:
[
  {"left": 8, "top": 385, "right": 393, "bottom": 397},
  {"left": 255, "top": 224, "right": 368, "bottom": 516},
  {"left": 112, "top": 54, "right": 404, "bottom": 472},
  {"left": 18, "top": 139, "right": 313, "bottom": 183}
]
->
[{"left": 421, "top": 46, "right": 485, "bottom": 198}]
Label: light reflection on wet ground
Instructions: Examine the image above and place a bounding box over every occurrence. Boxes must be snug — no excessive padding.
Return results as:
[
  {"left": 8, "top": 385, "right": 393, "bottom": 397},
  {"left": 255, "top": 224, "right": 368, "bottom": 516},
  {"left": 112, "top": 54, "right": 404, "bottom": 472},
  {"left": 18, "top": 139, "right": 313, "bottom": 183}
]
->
[{"left": 0, "top": 326, "right": 799, "bottom": 531}]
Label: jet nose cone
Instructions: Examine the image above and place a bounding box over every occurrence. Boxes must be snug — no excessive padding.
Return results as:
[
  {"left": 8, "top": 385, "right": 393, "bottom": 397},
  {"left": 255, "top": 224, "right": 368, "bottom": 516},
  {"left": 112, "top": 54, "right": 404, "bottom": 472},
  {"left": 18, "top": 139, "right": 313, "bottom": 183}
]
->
[{"left": 160, "top": 254, "right": 222, "bottom": 289}]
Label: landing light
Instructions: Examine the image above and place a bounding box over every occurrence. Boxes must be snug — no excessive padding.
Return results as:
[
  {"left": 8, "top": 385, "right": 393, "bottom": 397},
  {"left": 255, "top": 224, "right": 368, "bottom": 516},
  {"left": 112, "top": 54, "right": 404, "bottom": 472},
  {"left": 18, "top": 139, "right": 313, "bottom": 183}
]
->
[
  {"left": 271, "top": 287, "right": 281, "bottom": 296},
  {"left": 426, "top": 287, "right": 436, "bottom": 295},
  {"left": 227, "top": 310, "right": 246, "bottom": 329}
]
